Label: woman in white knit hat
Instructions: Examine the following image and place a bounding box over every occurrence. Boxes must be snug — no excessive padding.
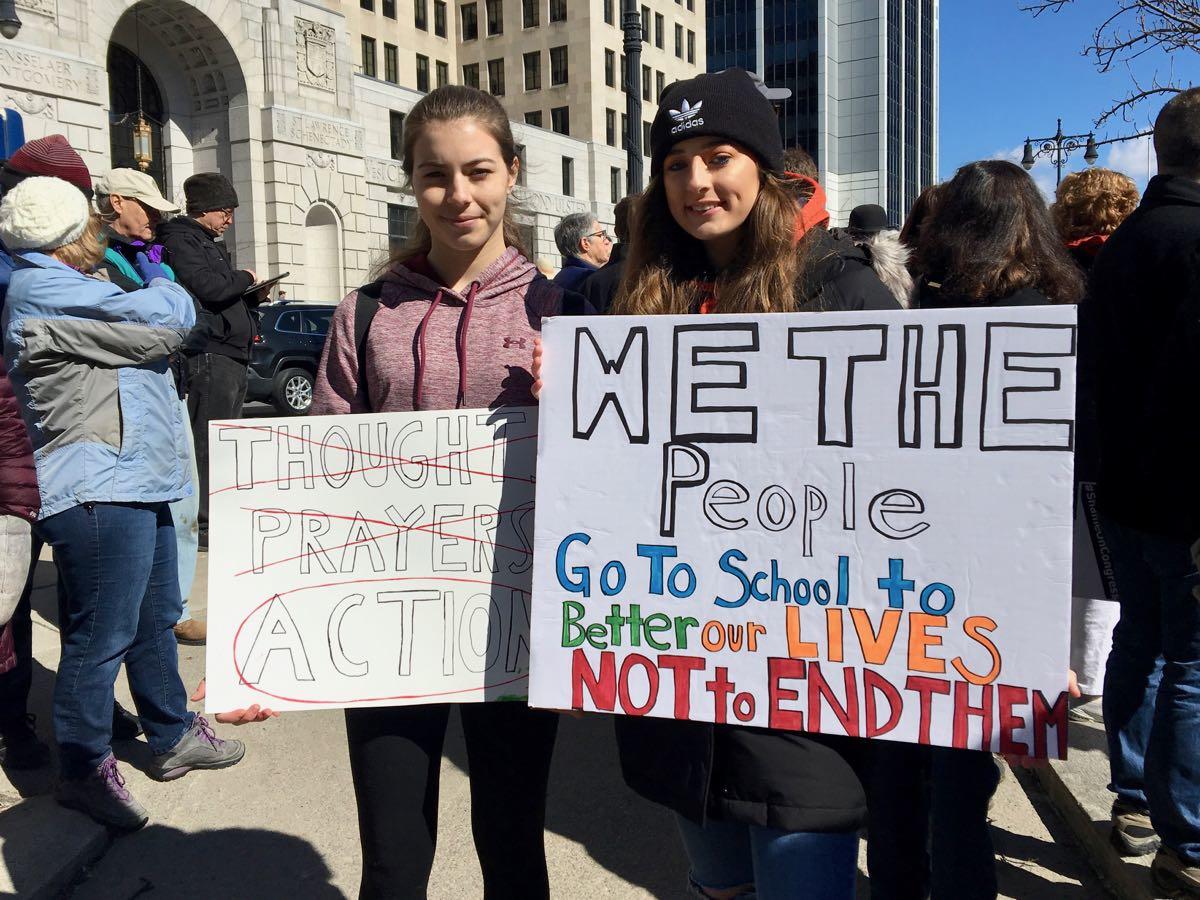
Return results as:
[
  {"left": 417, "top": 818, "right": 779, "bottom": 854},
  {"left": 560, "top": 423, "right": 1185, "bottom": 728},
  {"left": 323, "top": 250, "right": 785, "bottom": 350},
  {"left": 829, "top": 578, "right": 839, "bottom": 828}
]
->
[{"left": 0, "top": 176, "right": 248, "bottom": 830}]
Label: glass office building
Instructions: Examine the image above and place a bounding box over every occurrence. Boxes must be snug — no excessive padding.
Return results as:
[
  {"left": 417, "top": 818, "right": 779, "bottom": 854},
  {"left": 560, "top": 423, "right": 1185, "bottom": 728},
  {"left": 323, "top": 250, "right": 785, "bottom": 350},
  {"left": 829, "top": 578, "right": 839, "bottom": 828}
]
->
[{"left": 708, "top": 0, "right": 938, "bottom": 225}]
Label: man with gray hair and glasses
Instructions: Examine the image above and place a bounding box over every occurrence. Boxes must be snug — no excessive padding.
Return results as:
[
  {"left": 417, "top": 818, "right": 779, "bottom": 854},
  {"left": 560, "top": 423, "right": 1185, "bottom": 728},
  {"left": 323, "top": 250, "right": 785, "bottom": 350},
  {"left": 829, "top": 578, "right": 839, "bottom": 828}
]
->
[{"left": 552, "top": 211, "right": 612, "bottom": 291}]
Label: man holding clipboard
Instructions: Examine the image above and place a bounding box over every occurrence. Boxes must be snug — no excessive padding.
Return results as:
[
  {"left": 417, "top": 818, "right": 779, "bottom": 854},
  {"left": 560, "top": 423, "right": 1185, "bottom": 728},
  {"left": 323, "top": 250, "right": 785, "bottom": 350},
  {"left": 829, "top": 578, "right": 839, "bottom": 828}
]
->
[{"left": 158, "top": 173, "right": 275, "bottom": 549}]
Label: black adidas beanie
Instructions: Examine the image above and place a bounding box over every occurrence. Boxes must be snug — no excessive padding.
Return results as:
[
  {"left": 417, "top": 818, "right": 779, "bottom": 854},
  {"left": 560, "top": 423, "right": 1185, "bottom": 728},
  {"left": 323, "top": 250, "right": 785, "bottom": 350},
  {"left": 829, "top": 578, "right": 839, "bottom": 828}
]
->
[
  {"left": 650, "top": 68, "right": 784, "bottom": 176},
  {"left": 184, "top": 172, "right": 240, "bottom": 215}
]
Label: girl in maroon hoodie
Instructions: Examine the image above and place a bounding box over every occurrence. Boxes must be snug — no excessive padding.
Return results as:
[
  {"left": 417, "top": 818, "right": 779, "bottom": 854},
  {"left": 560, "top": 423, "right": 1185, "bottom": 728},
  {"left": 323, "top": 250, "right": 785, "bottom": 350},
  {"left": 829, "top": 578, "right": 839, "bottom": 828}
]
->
[{"left": 311, "top": 85, "right": 585, "bottom": 900}]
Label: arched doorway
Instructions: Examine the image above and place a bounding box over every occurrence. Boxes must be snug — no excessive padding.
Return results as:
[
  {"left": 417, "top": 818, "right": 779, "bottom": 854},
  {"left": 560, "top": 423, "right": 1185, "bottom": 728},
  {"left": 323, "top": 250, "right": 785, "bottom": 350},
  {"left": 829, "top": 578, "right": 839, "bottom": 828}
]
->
[
  {"left": 107, "top": 44, "right": 166, "bottom": 192},
  {"left": 303, "top": 204, "right": 343, "bottom": 302}
]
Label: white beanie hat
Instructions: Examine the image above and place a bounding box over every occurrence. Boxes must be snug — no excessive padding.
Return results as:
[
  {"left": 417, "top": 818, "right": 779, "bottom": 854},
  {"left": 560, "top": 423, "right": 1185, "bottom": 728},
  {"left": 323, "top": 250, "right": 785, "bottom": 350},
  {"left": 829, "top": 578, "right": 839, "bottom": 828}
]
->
[{"left": 0, "top": 176, "right": 90, "bottom": 251}]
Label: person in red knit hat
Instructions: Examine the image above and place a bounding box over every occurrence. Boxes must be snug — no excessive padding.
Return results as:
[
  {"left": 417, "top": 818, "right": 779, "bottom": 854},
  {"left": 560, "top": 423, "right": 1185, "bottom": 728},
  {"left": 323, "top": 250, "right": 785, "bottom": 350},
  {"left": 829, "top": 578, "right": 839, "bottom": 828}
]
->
[{"left": 0, "top": 134, "right": 93, "bottom": 199}]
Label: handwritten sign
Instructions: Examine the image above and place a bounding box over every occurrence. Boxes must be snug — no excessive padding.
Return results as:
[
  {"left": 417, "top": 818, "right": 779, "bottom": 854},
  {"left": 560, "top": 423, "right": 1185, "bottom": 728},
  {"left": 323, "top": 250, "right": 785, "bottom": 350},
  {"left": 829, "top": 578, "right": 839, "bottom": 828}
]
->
[
  {"left": 204, "top": 408, "right": 538, "bottom": 712},
  {"left": 529, "top": 307, "right": 1077, "bottom": 758}
]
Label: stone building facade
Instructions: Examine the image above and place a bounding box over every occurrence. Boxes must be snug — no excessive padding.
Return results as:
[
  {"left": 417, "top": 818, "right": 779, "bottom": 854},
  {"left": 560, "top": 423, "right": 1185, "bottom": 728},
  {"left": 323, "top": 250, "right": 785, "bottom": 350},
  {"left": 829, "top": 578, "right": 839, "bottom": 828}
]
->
[{"left": 0, "top": 0, "right": 635, "bottom": 302}]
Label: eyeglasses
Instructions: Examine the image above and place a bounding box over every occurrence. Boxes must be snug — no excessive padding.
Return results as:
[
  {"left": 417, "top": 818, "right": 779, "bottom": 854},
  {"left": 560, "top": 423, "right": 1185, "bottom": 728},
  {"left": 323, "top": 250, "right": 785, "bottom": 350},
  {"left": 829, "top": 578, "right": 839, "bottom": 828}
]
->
[{"left": 585, "top": 230, "right": 612, "bottom": 242}]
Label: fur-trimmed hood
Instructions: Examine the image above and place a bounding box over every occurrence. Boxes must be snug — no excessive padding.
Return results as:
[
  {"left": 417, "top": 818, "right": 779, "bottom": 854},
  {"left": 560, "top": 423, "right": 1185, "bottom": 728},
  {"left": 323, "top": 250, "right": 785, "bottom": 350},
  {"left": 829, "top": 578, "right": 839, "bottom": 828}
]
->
[{"left": 860, "top": 229, "right": 914, "bottom": 308}]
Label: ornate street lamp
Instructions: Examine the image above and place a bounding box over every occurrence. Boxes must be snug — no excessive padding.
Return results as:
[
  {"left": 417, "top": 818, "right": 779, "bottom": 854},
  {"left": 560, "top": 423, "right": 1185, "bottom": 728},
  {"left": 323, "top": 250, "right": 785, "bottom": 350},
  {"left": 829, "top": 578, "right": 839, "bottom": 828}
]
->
[
  {"left": 1021, "top": 118, "right": 1099, "bottom": 186},
  {"left": 130, "top": 8, "right": 153, "bottom": 171},
  {"left": 0, "top": 0, "right": 21, "bottom": 40},
  {"left": 621, "top": 0, "right": 643, "bottom": 193}
]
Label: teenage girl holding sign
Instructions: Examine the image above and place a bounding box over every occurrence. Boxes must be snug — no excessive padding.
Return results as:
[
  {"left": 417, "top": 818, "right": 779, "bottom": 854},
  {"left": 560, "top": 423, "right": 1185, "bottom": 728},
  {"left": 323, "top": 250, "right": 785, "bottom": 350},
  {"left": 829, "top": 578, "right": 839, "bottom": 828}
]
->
[
  {"left": 536, "top": 68, "right": 897, "bottom": 900},
  {"left": 311, "top": 85, "right": 588, "bottom": 899}
]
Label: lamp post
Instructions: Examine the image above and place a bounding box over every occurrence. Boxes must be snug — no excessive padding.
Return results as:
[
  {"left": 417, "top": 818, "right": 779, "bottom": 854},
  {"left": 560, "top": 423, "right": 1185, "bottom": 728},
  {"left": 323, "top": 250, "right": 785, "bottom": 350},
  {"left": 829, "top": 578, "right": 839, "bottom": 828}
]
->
[
  {"left": 1021, "top": 118, "right": 1100, "bottom": 187},
  {"left": 622, "top": 0, "right": 643, "bottom": 194}
]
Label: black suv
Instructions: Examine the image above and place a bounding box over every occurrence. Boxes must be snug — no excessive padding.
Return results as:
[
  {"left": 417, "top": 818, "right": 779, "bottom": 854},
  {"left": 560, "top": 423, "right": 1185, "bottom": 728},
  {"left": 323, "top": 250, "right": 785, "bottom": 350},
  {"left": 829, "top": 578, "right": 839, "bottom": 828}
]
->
[{"left": 246, "top": 303, "right": 336, "bottom": 415}]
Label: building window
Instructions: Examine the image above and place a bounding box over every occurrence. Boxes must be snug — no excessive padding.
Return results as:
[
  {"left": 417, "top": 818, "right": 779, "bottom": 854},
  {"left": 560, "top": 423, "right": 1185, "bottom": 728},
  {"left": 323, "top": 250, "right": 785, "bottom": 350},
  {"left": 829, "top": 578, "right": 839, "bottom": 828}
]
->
[
  {"left": 388, "top": 204, "right": 417, "bottom": 252},
  {"left": 463, "top": 62, "right": 480, "bottom": 88},
  {"left": 525, "top": 110, "right": 542, "bottom": 127},
  {"left": 674, "top": 23, "right": 683, "bottom": 58},
  {"left": 551, "top": 105, "right": 569, "bottom": 135},
  {"left": 549, "top": 0, "right": 566, "bottom": 22},
  {"left": 415, "top": 0, "right": 428, "bottom": 29},
  {"left": 605, "top": 49, "right": 615, "bottom": 87},
  {"left": 360, "top": 0, "right": 373, "bottom": 10},
  {"left": 642, "top": 64, "right": 650, "bottom": 101},
  {"left": 687, "top": 29, "right": 695, "bottom": 64},
  {"left": 550, "top": 45, "right": 568, "bottom": 85},
  {"left": 655, "top": 12, "right": 664, "bottom": 48},
  {"left": 603, "top": 0, "right": 614, "bottom": 25},
  {"left": 384, "top": 44, "right": 399, "bottom": 83},
  {"left": 524, "top": 51, "right": 541, "bottom": 90},
  {"left": 416, "top": 54, "right": 430, "bottom": 92},
  {"left": 621, "top": 112, "right": 628, "bottom": 147},
  {"left": 641, "top": 5, "right": 650, "bottom": 42},
  {"left": 522, "top": 0, "right": 538, "bottom": 27},
  {"left": 561, "top": 156, "right": 573, "bottom": 196},
  {"left": 656, "top": 70, "right": 664, "bottom": 100},
  {"left": 610, "top": 166, "right": 621, "bottom": 203},
  {"left": 389, "top": 111, "right": 405, "bottom": 160},
  {"left": 620, "top": 53, "right": 627, "bottom": 90},
  {"left": 436, "top": 60, "right": 449, "bottom": 87},
  {"left": 605, "top": 108, "right": 616, "bottom": 146},
  {"left": 382, "top": 0, "right": 395, "bottom": 18},
  {"left": 643, "top": 121, "right": 651, "bottom": 156},
  {"left": 461, "top": 2, "right": 478, "bottom": 39},
  {"left": 361, "top": 37, "right": 377, "bottom": 77},
  {"left": 486, "top": 0, "right": 503, "bottom": 35},
  {"left": 435, "top": 0, "right": 447, "bottom": 36},
  {"left": 687, "top": 0, "right": 693, "bottom": 9},
  {"left": 488, "top": 58, "right": 505, "bottom": 95}
]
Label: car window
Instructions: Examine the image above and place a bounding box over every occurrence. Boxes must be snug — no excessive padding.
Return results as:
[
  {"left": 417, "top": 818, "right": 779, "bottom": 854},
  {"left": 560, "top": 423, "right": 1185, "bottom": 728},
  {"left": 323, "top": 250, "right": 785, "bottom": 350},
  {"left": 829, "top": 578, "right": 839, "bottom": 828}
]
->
[
  {"left": 276, "top": 311, "right": 302, "bottom": 333},
  {"left": 302, "top": 310, "right": 333, "bottom": 336}
]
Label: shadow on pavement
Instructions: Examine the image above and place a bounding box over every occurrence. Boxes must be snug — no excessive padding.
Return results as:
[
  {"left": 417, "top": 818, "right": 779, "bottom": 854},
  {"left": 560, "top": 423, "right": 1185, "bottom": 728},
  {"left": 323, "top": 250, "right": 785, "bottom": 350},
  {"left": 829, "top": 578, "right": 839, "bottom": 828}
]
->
[
  {"left": 444, "top": 709, "right": 689, "bottom": 898},
  {"left": 65, "top": 825, "right": 342, "bottom": 899},
  {"left": 994, "top": 829, "right": 1100, "bottom": 899}
]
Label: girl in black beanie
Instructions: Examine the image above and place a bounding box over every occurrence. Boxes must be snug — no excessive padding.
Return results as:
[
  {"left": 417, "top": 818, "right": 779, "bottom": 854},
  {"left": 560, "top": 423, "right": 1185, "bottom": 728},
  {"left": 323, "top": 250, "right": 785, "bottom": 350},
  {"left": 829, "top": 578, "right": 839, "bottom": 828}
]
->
[{"left": 606, "top": 67, "right": 895, "bottom": 900}]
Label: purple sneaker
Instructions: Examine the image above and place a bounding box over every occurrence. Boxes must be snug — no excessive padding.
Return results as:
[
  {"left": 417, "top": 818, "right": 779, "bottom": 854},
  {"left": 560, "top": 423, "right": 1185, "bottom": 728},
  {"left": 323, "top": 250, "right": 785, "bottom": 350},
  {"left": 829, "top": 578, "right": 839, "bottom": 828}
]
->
[
  {"left": 57, "top": 755, "right": 148, "bottom": 830},
  {"left": 151, "top": 715, "right": 244, "bottom": 782}
]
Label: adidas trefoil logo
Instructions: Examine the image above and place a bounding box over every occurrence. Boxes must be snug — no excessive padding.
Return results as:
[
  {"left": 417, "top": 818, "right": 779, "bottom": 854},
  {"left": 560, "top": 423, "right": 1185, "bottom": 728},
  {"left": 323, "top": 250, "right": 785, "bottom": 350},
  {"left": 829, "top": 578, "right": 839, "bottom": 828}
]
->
[{"left": 669, "top": 99, "right": 705, "bottom": 134}]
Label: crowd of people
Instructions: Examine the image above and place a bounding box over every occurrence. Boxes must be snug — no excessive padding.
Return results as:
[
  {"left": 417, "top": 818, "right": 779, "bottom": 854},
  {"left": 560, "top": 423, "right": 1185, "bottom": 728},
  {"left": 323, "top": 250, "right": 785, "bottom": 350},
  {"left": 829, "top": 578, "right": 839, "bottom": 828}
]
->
[{"left": 0, "top": 66, "right": 1195, "bottom": 900}]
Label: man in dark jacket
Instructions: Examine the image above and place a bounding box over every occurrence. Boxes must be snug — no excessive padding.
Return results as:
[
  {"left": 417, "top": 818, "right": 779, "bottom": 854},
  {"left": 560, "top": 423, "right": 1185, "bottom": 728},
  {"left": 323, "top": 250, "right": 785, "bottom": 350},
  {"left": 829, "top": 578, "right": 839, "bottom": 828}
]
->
[
  {"left": 159, "top": 174, "right": 261, "bottom": 547},
  {"left": 1085, "top": 87, "right": 1200, "bottom": 898},
  {"left": 552, "top": 212, "right": 612, "bottom": 292},
  {"left": 580, "top": 196, "right": 634, "bottom": 313}
]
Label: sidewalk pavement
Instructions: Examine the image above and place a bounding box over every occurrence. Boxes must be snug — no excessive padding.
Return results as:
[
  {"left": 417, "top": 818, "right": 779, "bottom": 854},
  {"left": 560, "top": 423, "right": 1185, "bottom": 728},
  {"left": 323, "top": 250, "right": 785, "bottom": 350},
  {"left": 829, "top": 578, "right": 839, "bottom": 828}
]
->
[{"left": 1, "top": 544, "right": 1109, "bottom": 898}]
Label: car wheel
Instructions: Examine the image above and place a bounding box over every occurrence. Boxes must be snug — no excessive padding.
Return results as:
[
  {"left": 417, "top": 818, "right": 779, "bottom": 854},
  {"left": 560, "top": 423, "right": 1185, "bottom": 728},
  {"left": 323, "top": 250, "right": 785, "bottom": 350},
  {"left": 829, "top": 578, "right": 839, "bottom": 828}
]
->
[{"left": 273, "top": 367, "right": 314, "bottom": 415}]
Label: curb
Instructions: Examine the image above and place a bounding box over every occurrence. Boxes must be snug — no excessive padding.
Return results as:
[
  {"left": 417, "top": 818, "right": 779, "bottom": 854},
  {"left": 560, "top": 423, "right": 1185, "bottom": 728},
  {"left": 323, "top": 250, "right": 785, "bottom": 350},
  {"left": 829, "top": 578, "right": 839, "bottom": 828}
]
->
[
  {"left": 1034, "top": 763, "right": 1155, "bottom": 900},
  {"left": 0, "top": 796, "right": 110, "bottom": 899}
]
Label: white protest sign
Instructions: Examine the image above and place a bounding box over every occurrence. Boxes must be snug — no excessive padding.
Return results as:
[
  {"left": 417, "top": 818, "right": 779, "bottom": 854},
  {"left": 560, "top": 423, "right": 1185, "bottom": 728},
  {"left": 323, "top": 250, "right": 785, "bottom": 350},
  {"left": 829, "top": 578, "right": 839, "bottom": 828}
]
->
[
  {"left": 529, "top": 306, "right": 1077, "bottom": 758},
  {"left": 204, "top": 408, "right": 538, "bottom": 712}
]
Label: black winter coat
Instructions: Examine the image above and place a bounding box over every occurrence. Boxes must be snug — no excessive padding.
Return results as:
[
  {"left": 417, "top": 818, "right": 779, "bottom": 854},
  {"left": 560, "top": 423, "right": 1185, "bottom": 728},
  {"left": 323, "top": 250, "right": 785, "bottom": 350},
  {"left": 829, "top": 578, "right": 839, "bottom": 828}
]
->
[
  {"left": 1085, "top": 174, "right": 1200, "bottom": 538},
  {"left": 614, "top": 245, "right": 897, "bottom": 834},
  {"left": 579, "top": 243, "right": 628, "bottom": 314},
  {"left": 158, "top": 217, "right": 257, "bottom": 361}
]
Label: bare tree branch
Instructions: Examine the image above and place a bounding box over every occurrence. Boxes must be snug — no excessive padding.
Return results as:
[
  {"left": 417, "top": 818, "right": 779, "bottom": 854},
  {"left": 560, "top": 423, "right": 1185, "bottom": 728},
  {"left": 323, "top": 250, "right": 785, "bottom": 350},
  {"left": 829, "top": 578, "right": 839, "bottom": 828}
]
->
[{"left": 1022, "top": 0, "right": 1197, "bottom": 139}]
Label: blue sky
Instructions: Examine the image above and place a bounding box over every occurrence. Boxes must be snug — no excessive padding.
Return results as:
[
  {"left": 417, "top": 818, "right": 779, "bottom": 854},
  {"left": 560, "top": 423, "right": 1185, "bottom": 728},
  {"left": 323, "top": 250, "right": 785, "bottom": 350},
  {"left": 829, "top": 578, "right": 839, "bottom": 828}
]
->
[{"left": 939, "top": 1, "right": 1200, "bottom": 193}]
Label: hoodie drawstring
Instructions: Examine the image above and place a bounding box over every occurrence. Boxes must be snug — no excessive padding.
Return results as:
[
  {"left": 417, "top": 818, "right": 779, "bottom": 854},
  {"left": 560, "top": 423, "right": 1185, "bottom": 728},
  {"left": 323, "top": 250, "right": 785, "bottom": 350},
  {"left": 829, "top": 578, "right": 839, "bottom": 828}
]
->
[
  {"left": 456, "top": 282, "right": 480, "bottom": 409},
  {"left": 413, "top": 282, "right": 481, "bottom": 410},
  {"left": 413, "top": 288, "right": 444, "bottom": 409}
]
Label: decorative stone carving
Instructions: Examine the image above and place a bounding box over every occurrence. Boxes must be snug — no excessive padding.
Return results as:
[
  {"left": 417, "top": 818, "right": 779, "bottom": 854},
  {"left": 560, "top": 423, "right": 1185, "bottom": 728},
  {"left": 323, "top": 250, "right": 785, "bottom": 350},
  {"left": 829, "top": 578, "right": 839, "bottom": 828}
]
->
[
  {"left": 365, "top": 157, "right": 404, "bottom": 188},
  {"left": 0, "top": 46, "right": 102, "bottom": 104},
  {"left": 519, "top": 187, "right": 589, "bottom": 216},
  {"left": 15, "top": 0, "right": 55, "bottom": 19},
  {"left": 295, "top": 18, "right": 335, "bottom": 92},
  {"left": 306, "top": 151, "right": 336, "bottom": 169},
  {"left": 5, "top": 91, "right": 53, "bottom": 118},
  {"left": 270, "top": 108, "right": 364, "bottom": 155}
]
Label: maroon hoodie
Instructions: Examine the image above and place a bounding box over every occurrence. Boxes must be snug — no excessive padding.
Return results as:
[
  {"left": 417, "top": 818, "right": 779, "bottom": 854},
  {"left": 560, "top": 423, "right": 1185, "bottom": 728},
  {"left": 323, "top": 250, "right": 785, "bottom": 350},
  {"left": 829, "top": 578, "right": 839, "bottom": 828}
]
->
[{"left": 312, "top": 246, "right": 584, "bottom": 415}]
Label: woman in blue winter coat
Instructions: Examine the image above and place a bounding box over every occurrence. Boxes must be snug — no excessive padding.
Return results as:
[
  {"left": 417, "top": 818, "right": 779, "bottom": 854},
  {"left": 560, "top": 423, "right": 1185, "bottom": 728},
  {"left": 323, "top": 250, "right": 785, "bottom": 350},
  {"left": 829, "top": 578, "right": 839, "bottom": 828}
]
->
[{"left": 0, "top": 176, "right": 245, "bottom": 831}]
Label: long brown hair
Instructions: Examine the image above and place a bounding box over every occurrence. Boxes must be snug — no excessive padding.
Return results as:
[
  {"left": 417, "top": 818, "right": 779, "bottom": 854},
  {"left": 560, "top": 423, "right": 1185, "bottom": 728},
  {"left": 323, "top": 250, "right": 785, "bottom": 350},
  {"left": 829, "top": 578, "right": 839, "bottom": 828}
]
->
[
  {"left": 374, "top": 85, "right": 528, "bottom": 277},
  {"left": 912, "top": 160, "right": 1084, "bottom": 304},
  {"left": 610, "top": 169, "right": 815, "bottom": 315}
]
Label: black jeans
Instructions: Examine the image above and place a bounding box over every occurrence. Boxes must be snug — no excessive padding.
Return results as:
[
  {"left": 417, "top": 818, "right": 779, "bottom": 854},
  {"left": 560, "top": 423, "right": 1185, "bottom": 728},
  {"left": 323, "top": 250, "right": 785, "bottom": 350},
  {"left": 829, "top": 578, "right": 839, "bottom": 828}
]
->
[
  {"left": 863, "top": 742, "right": 1002, "bottom": 900},
  {"left": 186, "top": 353, "right": 248, "bottom": 532},
  {"left": 0, "top": 536, "right": 41, "bottom": 733},
  {"left": 345, "top": 702, "right": 559, "bottom": 900}
]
